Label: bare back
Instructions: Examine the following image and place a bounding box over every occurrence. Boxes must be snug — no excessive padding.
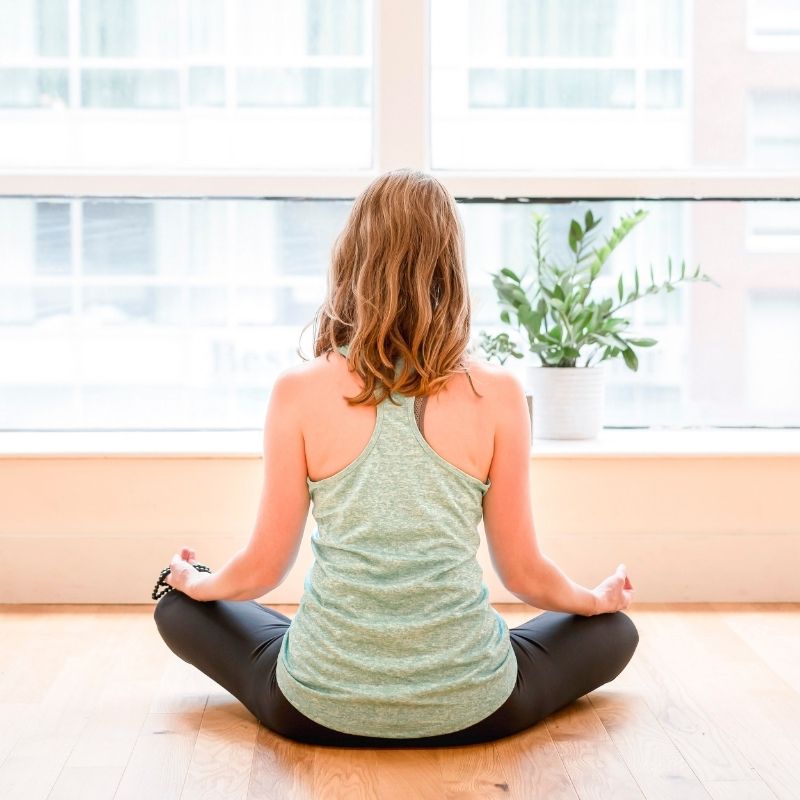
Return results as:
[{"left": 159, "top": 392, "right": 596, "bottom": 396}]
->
[
  {"left": 298, "top": 348, "right": 540, "bottom": 592},
  {"left": 301, "top": 351, "right": 496, "bottom": 486}
]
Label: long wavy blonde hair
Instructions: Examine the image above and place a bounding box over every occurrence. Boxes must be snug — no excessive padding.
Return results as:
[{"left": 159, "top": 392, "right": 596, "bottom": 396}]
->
[{"left": 300, "top": 168, "right": 481, "bottom": 407}]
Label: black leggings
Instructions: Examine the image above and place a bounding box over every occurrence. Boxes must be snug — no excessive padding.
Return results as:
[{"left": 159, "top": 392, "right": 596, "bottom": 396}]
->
[{"left": 153, "top": 590, "right": 639, "bottom": 748}]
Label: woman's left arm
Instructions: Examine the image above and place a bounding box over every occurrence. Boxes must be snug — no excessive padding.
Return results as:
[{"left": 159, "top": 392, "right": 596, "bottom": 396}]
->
[{"left": 167, "top": 368, "right": 311, "bottom": 602}]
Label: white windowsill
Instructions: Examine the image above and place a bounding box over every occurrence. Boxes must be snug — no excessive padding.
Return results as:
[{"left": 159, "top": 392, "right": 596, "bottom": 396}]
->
[{"left": 0, "top": 428, "right": 799, "bottom": 458}]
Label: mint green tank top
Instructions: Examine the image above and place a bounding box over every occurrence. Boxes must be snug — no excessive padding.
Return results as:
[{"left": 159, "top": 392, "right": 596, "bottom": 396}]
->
[{"left": 275, "top": 342, "right": 518, "bottom": 738}]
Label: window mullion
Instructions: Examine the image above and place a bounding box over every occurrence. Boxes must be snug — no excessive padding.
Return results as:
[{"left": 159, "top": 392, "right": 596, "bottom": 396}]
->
[{"left": 374, "top": 0, "right": 429, "bottom": 171}]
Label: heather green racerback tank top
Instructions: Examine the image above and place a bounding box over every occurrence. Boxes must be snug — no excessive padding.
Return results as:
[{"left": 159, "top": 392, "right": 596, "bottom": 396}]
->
[{"left": 275, "top": 342, "right": 518, "bottom": 738}]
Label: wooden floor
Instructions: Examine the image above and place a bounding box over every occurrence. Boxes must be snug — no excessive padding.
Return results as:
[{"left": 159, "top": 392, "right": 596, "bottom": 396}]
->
[{"left": 0, "top": 603, "right": 798, "bottom": 800}]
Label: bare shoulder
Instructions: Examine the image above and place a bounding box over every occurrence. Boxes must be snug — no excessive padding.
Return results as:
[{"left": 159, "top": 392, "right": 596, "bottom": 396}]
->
[
  {"left": 269, "top": 353, "right": 328, "bottom": 400},
  {"left": 277, "top": 348, "right": 347, "bottom": 405},
  {"left": 282, "top": 349, "right": 524, "bottom": 407},
  {"left": 464, "top": 354, "right": 526, "bottom": 401}
]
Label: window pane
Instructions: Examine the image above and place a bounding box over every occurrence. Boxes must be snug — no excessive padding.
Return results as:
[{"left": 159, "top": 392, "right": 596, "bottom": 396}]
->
[
  {"left": 645, "top": 70, "right": 683, "bottom": 109},
  {"left": 81, "top": 0, "right": 180, "bottom": 57},
  {"left": 188, "top": 0, "right": 225, "bottom": 56},
  {"left": 237, "top": 67, "right": 369, "bottom": 107},
  {"left": 465, "top": 200, "right": 800, "bottom": 427},
  {"left": 0, "top": 69, "right": 68, "bottom": 108},
  {"left": 644, "top": 0, "right": 684, "bottom": 58},
  {"left": 36, "top": 202, "right": 72, "bottom": 274},
  {"left": 431, "top": 0, "right": 799, "bottom": 171},
  {"left": 81, "top": 70, "right": 180, "bottom": 109},
  {"left": 748, "top": 91, "right": 800, "bottom": 168},
  {"left": 0, "top": 286, "right": 72, "bottom": 326},
  {"left": 0, "top": 0, "right": 67, "bottom": 58},
  {"left": 188, "top": 67, "right": 225, "bottom": 107},
  {"left": 749, "top": 0, "right": 800, "bottom": 49},
  {"left": 2, "top": 197, "right": 800, "bottom": 430},
  {"left": 470, "top": 68, "right": 635, "bottom": 108},
  {"left": 82, "top": 202, "right": 157, "bottom": 276},
  {"left": 505, "top": 0, "right": 636, "bottom": 57},
  {"left": 0, "top": 0, "right": 373, "bottom": 169},
  {"left": 306, "top": 0, "right": 365, "bottom": 55}
]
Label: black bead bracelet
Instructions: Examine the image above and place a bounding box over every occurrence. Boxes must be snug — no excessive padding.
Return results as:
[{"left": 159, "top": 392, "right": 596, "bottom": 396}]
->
[{"left": 152, "top": 562, "right": 212, "bottom": 601}]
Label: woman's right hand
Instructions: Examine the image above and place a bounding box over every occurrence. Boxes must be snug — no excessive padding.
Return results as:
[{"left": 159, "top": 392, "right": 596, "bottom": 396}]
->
[{"left": 591, "top": 563, "right": 634, "bottom": 615}]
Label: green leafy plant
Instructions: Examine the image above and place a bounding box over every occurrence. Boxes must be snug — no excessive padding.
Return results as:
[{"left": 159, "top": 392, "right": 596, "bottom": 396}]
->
[
  {"left": 482, "top": 208, "right": 720, "bottom": 371},
  {"left": 476, "top": 330, "right": 524, "bottom": 365}
]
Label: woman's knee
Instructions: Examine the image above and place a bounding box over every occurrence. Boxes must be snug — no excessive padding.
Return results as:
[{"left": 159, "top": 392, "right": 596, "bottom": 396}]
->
[
  {"left": 153, "top": 590, "right": 200, "bottom": 656},
  {"left": 609, "top": 610, "right": 639, "bottom": 654},
  {"left": 596, "top": 610, "right": 639, "bottom": 676}
]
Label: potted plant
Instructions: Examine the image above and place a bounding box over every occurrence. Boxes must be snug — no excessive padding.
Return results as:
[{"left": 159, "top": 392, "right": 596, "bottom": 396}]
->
[{"left": 479, "top": 208, "right": 719, "bottom": 440}]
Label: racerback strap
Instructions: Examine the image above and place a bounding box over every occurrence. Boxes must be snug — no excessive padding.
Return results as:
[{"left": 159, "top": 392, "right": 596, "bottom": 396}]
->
[
  {"left": 413, "top": 394, "right": 428, "bottom": 436},
  {"left": 337, "top": 341, "right": 473, "bottom": 439}
]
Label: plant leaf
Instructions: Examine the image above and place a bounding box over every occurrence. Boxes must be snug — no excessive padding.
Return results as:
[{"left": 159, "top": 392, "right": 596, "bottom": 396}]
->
[
  {"left": 568, "top": 219, "right": 583, "bottom": 254},
  {"left": 622, "top": 347, "right": 639, "bottom": 371},
  {"left": 585, "top": 209, "right": 649, "bottom": 277}
]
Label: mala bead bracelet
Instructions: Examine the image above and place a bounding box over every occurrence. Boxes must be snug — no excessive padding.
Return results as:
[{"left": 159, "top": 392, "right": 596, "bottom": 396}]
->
[{"left": 152, "top": 562, "right": 212, "bottom": 601}]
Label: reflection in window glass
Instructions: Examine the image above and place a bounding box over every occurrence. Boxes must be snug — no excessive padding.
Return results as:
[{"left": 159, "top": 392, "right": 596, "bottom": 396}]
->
[
  {"left": 0, "top": 0, "right": 373, "bottom": 168},
  {"left": 2, "top": 198, "right": 799, "bottom": 429}
]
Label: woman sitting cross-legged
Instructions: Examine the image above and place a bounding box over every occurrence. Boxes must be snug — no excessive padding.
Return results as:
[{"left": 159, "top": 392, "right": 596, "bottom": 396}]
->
[{"left": 153, "top": 168, "right": 639, "bottom": 748}]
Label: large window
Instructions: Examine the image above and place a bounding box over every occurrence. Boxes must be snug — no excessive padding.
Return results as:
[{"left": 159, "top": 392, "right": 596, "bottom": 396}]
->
[
  {"left": 1, "top": 0, "right": 799, "bottom": 432},
  {"left": 431, "top": 0, "right": 689, "bottom": 170},
  {"left": 430, "top": 0, "right": 800, "bottom": 170},
  {"left": 0, "top": 0, "right": 373, "bottom": 169}
]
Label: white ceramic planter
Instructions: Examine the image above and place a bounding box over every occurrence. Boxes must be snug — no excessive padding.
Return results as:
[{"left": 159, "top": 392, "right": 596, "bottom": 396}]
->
[{"left": 524, "top": 362, "right": 606, "bottom": 440}]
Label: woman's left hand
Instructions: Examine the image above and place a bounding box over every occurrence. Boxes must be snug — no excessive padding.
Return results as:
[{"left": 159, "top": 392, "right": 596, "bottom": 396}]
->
[{"left": 165, "top": 547, "right": 210, "bottom": 600}]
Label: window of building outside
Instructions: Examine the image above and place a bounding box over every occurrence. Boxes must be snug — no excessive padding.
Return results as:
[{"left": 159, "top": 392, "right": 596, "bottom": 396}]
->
[{"left": 0, "top": 0, "right": 798, "bottom": 432}]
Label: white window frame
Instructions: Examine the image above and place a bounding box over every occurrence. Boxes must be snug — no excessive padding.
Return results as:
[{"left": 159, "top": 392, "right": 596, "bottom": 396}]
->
[{"left": 0, "top": 0, "right": 798, "bottom": 200}]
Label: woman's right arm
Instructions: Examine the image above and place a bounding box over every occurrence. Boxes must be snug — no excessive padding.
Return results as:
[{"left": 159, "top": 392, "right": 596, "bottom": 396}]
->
[{"left": 481, "top": 368, "right": 632, "bottom": 617}]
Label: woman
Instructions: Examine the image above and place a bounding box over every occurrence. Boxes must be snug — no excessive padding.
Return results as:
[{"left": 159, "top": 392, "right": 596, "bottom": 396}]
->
[{"left": 154, "top": 168, "right": 638, "bottom": 748}]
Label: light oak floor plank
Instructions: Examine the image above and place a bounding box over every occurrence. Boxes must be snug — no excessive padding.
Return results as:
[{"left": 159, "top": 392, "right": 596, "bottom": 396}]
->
[
  {"left": 633, "top": 606, "right": 799, "bottom": 800},
  {"left": 0, "top": 602, "right": 797, "bottom": 800},
  {"left": 545, "top": 697, "right": 645, "bottom": 800},
  {"left": 180, "top": 694, "right": 260, "bottom": 800}
]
